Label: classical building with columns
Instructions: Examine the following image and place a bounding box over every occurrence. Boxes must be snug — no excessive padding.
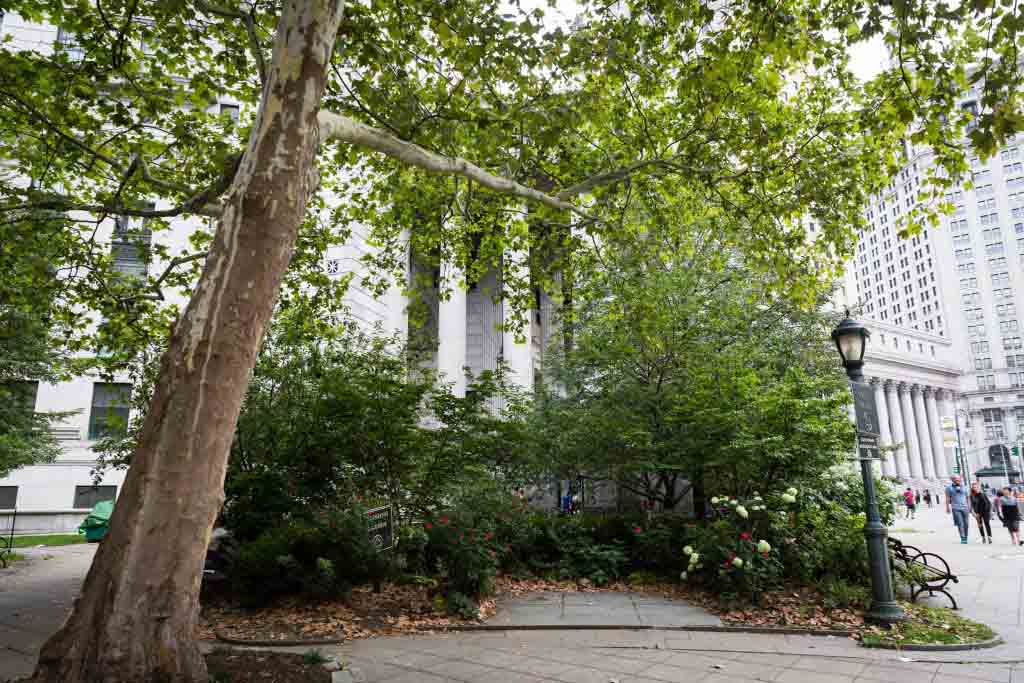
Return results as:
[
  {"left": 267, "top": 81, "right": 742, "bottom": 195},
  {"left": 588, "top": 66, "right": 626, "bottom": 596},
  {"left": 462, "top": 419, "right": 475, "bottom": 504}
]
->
[{"left": 842, "top": 122, "right": 1024, "bottom": 487}]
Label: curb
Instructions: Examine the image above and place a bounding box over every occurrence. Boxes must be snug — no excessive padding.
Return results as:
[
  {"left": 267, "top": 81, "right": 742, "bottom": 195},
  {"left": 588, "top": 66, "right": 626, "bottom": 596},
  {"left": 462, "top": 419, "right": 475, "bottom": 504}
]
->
[
  {"left": 434, "top": 623, "right": 857, "bottom": 637},
  {"left": 859, "top": 635, "right": 1004, "bottom": 652},
  {"left": 214, "top": 631, "right": 346, "bottom": 646}
]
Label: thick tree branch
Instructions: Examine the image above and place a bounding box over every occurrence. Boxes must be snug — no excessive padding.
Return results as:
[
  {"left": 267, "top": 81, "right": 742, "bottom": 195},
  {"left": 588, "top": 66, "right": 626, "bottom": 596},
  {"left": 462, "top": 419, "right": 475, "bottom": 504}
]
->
[{"left": 317, "top": 110, "right": 585, "bottom": 216}]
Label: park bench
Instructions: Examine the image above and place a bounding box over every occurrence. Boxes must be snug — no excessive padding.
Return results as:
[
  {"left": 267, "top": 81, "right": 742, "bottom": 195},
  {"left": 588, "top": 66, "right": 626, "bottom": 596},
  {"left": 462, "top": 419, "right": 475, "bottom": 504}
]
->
[{"left": 887, "top": 537, "right": 959, "bottom": 609}]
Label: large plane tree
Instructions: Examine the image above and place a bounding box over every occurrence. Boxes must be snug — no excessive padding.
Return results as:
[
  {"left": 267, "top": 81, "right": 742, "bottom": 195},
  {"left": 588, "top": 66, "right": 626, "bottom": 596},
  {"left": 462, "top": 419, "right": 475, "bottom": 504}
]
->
[{"left": 0, "top": 0, "right": 1020, "bottom": 680}]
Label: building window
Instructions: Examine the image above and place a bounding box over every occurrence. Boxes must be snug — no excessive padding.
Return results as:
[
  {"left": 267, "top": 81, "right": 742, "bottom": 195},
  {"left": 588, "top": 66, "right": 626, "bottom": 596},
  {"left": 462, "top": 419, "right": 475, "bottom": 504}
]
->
[
  {"left": 112, "top": 209, "right": 152, "bottom": 279},
  {"left": 1012, "top": 372, "right": 1024, "bottom": 388},
  {"left": 994, "top": 272, "right": 1011, "bottom": 286},
  {"left": 1007, "top": 354, "right": 1024, "bottom": 367},
  {"left": 997, "top": 303, "right": 1018, "bottom": 318},
  {"left": 87, "top": 383, "right": 131, "bottom": 440},
  {"left": 956, "top": 248, "right": 974, "bottom": 261},
  {"left": 1000, "top": 320, "right": 1020, "bottom": 333},
  {"left": 979, "top": 375, "right": 997, "bottom": 390},
  {"left": 969, "top": 324, "right": 986, "bottom": 337},
  {"left": 0, "top": 486, "right": 17, "bottom": 510},
  {"left": 73, "top": 485, "right": 117, "bottom": 510},
  {"left": 1005, "top": 336, "right": 1023, "bottom": 350},
  {"left": 219, "top": 103, "right": 240, "bottom": 121},
  {"left": 976, "top": 357, "right": 993, "bottom": 370},
  {"left": 972, "top": 341, "right": 991, "bottom": 354}
]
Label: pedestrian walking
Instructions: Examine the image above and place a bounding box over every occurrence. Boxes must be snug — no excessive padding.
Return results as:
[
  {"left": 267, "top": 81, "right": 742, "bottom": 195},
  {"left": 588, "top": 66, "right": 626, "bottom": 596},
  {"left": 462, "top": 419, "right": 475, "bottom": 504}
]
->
[
  {"left": 923, "top": 490, "right": 931, "bottom": 507},
  {"left": 903, "top": 487, "right": 916, "bottom": 520},
  {"left": 915, "top": 490, "right": 922, "bottom": 507},
  {"left": 996, "top": 486, "right": 1023, "bottom": 546},
  {"left": 970, "top": 482, "right": 994, "bottom": 544},
  {"left": 945, "top": 475, "right": 970, "bottom": 544}
]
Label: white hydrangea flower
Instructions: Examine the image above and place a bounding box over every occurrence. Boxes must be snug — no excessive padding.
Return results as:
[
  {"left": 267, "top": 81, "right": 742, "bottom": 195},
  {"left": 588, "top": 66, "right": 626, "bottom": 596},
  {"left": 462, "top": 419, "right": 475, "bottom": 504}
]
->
[
  {"left": 757, "top": 540, "right": 771, "bottom": 553},
  {"left": 781, "top": 493, "right": 796, "bottom": 504},
  {"left": 786, "top": 487, "right": 798, "bottom": 496},
  {"left": 731, "top": 557, "right": 744, "bottom": 568},
  {"left": 711, "top": 496, "right": 720, "bottom": 505},
  {"left": 689, "top": 553, "right": 700, "bottom": 565},
  {"left": 683, "top": 545, "right": 693, "bottom": 556},
  {"left": 736, "top": 505, "right": 749, "bottom": 518},
  {"left": 680, "top": 571, "right": 688, "bottom": 581}
]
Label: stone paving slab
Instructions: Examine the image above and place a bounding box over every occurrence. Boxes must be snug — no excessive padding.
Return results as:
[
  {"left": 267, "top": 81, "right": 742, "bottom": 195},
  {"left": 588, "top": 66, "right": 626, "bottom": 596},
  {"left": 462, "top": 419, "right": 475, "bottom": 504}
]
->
[
  {"left": 485, "top": 591, "right": 722, "bottom": 628},
  {"left": 329, "top": 630, "right": 1024, "bottom": 683}
]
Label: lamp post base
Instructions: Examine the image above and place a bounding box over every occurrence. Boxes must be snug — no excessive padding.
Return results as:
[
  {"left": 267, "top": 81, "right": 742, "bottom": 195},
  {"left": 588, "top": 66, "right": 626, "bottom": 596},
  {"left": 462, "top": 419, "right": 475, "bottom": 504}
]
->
[{"left": 864, "top": 600, "right": 907, "bottom": 626}]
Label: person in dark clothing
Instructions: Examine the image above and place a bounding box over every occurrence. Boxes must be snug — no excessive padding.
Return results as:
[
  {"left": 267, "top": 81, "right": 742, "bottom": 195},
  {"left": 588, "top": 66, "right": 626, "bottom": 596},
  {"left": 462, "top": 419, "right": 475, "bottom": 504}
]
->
[
  {"left": 970, "top": 482, "right": 993, "bottom": 544},
  {"left": 996, "top": 486, "right": 1023, "bottom": 546},
  {"left": 924, "top": 490, "right": 932, "bottom": 507},
  {"left": 916, "top": 490, "right": 922, "bottom": 506}
]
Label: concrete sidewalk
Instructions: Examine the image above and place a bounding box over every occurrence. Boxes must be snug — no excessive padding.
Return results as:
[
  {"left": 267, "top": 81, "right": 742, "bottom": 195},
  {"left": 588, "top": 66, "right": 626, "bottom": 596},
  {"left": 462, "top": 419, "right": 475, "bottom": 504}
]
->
[
  {"left": 485, "top": 591, "right": 722, "bottom": 628},
  {"left": 889, "top": 501, "right": 1024, "bottom": 647},
  {"left": 328, "top": 627, "right": 1024, "bottom": 683},
  {"left": 0, "top": 544, "right": 95, "bottom": 681}
]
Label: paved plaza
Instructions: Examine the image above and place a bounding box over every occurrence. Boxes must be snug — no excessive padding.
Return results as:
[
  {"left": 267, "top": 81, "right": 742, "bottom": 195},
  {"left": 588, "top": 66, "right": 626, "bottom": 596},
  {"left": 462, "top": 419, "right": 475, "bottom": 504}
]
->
[{"left": 4, "top": 502, "right": 1024, "bottom": 681}]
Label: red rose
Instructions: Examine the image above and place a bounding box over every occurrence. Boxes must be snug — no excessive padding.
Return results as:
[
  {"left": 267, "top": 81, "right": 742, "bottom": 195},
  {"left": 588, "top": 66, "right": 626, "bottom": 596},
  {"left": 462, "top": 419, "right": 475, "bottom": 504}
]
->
[
  {"left": 633, "top": 526, "right": 642, "bottom": 533},
  {"left": 484, "top": 532, "right": 494, "bottom": 540},
  {"left": 424, "top": 522, "right": 433, "bottom": 530},
  {"left": 439, "top": 516, "right": 450, "bottom": 525},
  {"left": 740, "top": 533, "right": 750, "bottom": 541}
]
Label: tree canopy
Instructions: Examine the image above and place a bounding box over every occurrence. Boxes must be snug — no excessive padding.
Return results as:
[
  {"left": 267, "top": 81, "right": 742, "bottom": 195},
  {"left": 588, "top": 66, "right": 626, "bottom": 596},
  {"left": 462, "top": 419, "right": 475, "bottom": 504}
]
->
[
  {"left": 2, "top": 0, "right": 1020, "bottom": 367},
  {"left": 533, "top": 215, "right": 855, "bottom": 512}
]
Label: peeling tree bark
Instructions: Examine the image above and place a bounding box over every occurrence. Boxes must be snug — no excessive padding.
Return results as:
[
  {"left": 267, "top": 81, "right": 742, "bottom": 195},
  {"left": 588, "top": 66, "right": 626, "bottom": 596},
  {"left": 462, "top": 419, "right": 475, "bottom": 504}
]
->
[{"left": 30, "top": 2, "right": 346, "bottom": 681}]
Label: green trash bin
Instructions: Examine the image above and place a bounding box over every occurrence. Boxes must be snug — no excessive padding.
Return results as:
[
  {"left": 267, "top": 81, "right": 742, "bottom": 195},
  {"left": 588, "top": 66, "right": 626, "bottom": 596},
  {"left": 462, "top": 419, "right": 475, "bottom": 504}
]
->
[{"left": 78, "top": 500, "right": 114, "bottom": 542}]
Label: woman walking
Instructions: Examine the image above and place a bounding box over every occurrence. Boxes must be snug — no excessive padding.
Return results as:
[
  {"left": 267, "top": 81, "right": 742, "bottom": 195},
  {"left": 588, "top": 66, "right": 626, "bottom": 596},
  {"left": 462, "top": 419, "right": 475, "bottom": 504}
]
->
[
  {"left": 970, "top": 482, "right": 993, "bottom": 544},
  {"left": 996, "top": 486, "right": 1022, "bottom": 546},
  {"left": 903, "top": 487, "right": 916, "bottom": 520},
  {"left": 924, "top": 490, "right": 933, "bottom": 508}
]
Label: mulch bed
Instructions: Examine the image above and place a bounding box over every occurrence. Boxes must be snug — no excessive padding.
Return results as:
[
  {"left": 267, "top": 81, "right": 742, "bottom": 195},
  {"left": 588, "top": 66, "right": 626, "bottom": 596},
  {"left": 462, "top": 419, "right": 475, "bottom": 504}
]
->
[
  {"left": 205, "top": 651, "right": 330, "bottom": 682},
  {"left": 200, "top": 576, "right": 864, "bottom": 644}
]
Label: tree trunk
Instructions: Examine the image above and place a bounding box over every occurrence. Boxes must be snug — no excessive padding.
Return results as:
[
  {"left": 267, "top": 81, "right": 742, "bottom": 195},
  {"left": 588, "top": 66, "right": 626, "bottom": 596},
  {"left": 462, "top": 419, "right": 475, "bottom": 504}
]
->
[{"left": 31, "top": 2, "right": 345, "bottom": 681}]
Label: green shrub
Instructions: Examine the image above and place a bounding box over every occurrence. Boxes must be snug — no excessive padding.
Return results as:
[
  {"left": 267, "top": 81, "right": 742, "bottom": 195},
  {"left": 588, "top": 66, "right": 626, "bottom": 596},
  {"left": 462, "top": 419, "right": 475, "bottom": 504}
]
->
[
  {"left": 423, "top": 514, "right": 500, "bottom": 600},
  {"left": 557, "top": 540, "right": 627, "bottom": 585},
  {"left": 818, "top": 577, "right": 870, "bottom": 610},
  {"left": 229, "top": 506, "right": 387, "bottom": 605}
]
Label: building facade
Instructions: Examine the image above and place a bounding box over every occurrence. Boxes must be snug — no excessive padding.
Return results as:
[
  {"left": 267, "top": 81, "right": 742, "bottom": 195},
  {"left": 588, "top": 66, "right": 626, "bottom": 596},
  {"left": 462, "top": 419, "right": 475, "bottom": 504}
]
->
[{"left": 842, "top": 118, "right": 1024, "bottom": 488}]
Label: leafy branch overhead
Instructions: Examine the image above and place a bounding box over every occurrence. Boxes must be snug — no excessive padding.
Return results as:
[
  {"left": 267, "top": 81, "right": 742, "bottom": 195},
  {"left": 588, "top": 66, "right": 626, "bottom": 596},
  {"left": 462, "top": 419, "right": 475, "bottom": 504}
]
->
[{"left": 2, "top": 0, "right": 1021, "bottom": 366}]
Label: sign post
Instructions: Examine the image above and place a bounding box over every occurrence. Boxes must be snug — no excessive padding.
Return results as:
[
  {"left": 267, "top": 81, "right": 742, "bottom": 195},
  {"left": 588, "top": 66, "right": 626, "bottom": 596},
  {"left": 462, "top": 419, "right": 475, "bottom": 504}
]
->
[{"left": 366, "top": 506, "right": 394, "bottom": 552}]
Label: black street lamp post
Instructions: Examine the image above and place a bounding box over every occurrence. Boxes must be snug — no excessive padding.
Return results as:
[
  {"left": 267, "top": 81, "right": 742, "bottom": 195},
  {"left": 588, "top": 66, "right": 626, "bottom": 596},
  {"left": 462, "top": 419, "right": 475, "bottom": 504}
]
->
[{"left": 831, "top": 313, "right": 906, "bottom": 625}]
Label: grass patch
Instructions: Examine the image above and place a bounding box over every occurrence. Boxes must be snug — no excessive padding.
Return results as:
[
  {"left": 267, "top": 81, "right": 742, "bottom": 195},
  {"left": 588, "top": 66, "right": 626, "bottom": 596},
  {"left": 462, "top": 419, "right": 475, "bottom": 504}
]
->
[
  {"left": 1, "top": 552, "right": 26, "bottom": 563},
  {"left": 861, "top": 604, "right": 996, "bottom": 647},
  {"left": 8, "top": 534, "right": 87, "bottom": 548}
]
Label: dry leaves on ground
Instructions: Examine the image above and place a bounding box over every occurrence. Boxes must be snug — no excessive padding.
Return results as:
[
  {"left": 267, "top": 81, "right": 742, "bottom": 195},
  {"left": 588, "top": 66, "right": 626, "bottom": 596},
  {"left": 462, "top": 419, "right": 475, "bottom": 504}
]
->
[{"left": 200, "top": 577, "right": 863, "bottom": 643}]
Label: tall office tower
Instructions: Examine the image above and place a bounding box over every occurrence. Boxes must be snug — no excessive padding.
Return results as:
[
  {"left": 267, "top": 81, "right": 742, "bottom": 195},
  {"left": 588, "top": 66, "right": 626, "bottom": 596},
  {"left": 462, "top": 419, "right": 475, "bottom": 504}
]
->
[{"left": 841, "top": 94, "right": 1024, "bottom": 488}]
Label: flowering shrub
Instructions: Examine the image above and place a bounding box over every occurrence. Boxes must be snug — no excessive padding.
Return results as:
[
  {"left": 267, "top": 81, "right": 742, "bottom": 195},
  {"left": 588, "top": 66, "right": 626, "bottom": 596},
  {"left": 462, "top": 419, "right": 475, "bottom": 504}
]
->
[
  {"left": 422, "top": 514, "right": 501, "bottom": 602},
  {"left": 682, "top": 492, "right": 793, "bottom": 601}
]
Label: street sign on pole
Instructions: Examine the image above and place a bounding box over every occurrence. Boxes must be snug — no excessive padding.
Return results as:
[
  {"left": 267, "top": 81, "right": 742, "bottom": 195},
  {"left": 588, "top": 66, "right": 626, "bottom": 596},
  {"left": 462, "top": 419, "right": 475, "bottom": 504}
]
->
[{"left": 851, "top": 381, "right": 880, "bottom": 437}]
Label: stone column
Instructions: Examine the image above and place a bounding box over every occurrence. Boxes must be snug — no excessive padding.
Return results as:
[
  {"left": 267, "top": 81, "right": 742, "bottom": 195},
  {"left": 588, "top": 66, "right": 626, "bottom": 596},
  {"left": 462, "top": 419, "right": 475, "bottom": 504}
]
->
[
  {"left": 885, "top": 381, "right": 910, "bottom": 479},
  {"left": 500, "top": 252, "right": 534, "bottom": 392},
  {"left": 912, "top": 385, "right": 936, "bottom": 480},
  {"left": 899, "top": 383, "right": 923, "bottom": 479},
  {"left": 872, "top": 378, "right": 894, "bottom": 477},
  {"left": 436, "top": 261, "right": 467, "bottom": 397},
  {"left": 925, "top": 388, "right": 949, "bottom": 479}
]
